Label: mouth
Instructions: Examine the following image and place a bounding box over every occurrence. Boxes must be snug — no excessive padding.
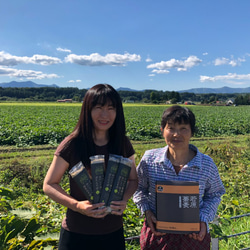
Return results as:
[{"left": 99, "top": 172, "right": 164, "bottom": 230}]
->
[
  {"left": 98, "top": 120, "right": 109, "bottom": 125},
  {"left": 172, "top": 140, "right": 182, "bottom": 143}
]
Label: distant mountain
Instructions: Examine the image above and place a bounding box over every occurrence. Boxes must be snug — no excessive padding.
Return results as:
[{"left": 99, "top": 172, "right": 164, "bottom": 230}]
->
[
  {"left": 117, "top": 87, "right": 140, "bottom": 92},
  {"left": 117, "top": 86, "right": 250, "bottom": 94},
  {"left": 0, "top": 81, "right": 59, "bottom": 88},
  {"left": 179, "top": 86, "right": 250, "bottom": 94},
  {"left": 1, "top": 82, "right": 250, "bottom": 94}
]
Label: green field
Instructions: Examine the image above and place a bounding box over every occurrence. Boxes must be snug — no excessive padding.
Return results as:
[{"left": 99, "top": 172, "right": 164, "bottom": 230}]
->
[
  {"left": 0, "top": 103, "right": 249, "bottom": 249},
  {"left": 0, "top": 103, "right": 250, "bottom": 145}
]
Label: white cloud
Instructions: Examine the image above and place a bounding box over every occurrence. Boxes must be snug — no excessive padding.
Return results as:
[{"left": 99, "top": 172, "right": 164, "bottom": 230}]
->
[
  {"left": 64, "top": 52, "right": 141, "bottom": 66},
  {"left": 200, "top": 73, "right": 250, "bottom": 83},
  {"left": 152, "top": 69, "right": 170, "bottom": 74},
  {"left": 68, "top": 79, "right": 82, "bottom": 83},
  {"left": 214, "top": 56, "right": 245, "bottom": 67},
  {"left": 30, "top": 54, "right": 62, "bottom": 65},
  {"left": 57, "top": 47, "right": 72, "bottom": 53},
  {"left": 147, "top": 55, "right": 202, "bottom": 73},
  {"left": 214, "top": 57, "right": 229, "bottom": 66},
  {"left": 0, "top": 66, "right": 59, "bottom": 79},
  {"left": 203, "top": 52, "right": 208, "bottom": 56},
  {"left": 0, "top": 51, "right": 62, "bottom": 66},
  {"left": 146, "top": 57, "right": 152, "bottom": 62}
]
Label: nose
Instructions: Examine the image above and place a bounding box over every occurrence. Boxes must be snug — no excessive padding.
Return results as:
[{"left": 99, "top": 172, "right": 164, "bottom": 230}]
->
[
  {"left": 100, "top": 108, "right": 108, "bottom": 117},
  {"left": 173, "top": 129, "right": 180, "bottom": 136}
]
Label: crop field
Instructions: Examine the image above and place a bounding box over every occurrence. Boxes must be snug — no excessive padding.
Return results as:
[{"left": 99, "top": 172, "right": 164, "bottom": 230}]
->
[
  {"left": 0, "top": 103, "right": 250, "bottom": 249},
  {"left": 0, "top": 103, "right": 250, "bottom": 146}
]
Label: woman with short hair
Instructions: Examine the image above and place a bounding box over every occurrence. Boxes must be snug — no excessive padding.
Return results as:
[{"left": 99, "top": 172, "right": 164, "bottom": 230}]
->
[{"left": 133, "top": 105, "right": 225, "bottom": 250}]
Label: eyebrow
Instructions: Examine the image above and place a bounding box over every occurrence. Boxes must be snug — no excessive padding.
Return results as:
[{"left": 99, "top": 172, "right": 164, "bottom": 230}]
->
[
  {"left": 96, "top": 101, "right": 114, "bottom": 106},
  {"left": 167, "top": 121, "right": 188, "bottom": 125}
]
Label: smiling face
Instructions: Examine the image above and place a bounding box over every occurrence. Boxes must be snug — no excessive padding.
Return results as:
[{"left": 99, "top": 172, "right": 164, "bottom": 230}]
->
[
  {"left": 91, "top": 102, "right": 116, "bottom": 133},
  {"left": 162, "top": 120, "right": 192, "bottom": 151}
]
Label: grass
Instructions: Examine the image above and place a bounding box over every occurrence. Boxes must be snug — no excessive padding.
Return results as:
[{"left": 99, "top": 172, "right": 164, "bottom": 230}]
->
[{"left": 0, "top": 135, "right": 249, "bottom": 249}]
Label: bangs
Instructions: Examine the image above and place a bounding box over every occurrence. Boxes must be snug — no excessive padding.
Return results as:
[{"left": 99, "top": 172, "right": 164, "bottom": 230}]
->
[
  {"left": 167, "top": 111, "right": 190, "bottom": 125},
  {"left": 93, "top": 96, "right": 116, "bottom": 108},
  {"left": 92, "top": 93, "right": 117, "bottom": 108},
  {"left": 161, "top": 105, "right": 196, "bottom": 135}
]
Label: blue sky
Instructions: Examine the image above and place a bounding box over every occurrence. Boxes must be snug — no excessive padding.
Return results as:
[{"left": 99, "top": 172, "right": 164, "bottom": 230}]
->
[{"left": 1, "top": 0, "right": 250, "bottom": 91}]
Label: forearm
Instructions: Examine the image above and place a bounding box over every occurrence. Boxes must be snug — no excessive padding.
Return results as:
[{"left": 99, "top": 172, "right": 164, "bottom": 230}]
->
[
  {"left": 43, "top": 183, "right": 78, "bottom": 212},
  {"left": 200, "top": 166, "right": 225, "bottom": 225},
  {"left": 122, "top": 154, "right": 138, "bottom": 202},
  {"left": 43, "top": 155, "right": 79, "bottom": 210},
  {"left": 123, "top": 179, "right": 138, "bottom": 202},
  {"left": 133, "top": 188, "right": 152, "bottom": 215},
  {"left": 200, "top": 186, "right": 225, "bottom": 223},
  {"left": 200, "top": 200, "right": 221, "bottom": 223}
]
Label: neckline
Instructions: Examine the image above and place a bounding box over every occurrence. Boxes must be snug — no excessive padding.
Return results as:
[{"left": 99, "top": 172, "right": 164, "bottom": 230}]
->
[{"left": 94, "top": 142, "right": 108, "bottom": 148}]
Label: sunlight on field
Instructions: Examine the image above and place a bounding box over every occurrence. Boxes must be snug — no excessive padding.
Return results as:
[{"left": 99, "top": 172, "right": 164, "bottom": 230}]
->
[
  {"left": 0, "top": 102, "right": 82, "bottom": 107},
  {"left": 0, "top": 103, "right": 249, "bottom": 249},
  {"left": 1, "top": 103, "right": 250, "bottom": 146}
]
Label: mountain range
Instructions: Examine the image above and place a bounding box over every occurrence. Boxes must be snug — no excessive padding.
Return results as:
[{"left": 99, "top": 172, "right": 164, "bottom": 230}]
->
[
  {"left": 0, "top": 81, "right": 59, "bottom": 88},
  {"left": 1, "top": 81, "right": 250, "bottom": 94},
  {"left": 178, "top": 86, "right": 250, "bottom": 94}
]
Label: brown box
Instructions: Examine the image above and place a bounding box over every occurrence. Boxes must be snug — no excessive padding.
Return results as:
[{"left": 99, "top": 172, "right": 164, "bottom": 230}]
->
[{"left": 156, "top": 180, "right": 200, "bottom": 234}]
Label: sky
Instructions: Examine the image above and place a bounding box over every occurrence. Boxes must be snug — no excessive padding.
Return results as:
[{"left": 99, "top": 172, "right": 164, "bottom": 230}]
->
[{"left": 1, "top": 0, "right": 250, "bottom": 91}]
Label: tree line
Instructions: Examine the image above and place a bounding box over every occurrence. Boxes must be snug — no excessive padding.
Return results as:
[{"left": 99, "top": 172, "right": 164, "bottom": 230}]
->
[{"left": 0, "top": 87, "right": 249, "bottom": 105}]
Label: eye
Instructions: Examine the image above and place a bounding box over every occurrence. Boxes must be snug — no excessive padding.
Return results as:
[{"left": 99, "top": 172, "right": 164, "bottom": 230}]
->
[
  {"left": 94, "top": 105, "right": 102, "bottom": 109},
  {"left": 167, "top": 127, "right": 174, "bottom": 131},
  {"left": 108, "top": 106, "right": 115, "bottom": 111}
]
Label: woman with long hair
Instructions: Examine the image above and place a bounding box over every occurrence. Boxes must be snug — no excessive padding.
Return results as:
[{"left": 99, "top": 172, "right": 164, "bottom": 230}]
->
[{"left": 43, "top": 84, "right": 138, "bottom": 250}]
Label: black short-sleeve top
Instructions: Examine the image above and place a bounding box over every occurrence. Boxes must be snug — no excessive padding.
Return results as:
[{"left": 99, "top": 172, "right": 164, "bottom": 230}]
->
[{"left": 55, "top": 135, "right": 135, "bottom": 235}]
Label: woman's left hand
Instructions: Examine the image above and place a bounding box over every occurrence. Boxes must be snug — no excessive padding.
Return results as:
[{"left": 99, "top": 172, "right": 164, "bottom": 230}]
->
[
  {"left": 110, "top": 200, "right": 127, "bottom": 215},
  {"left": 188, "top": 222, "right": 207, "bottom": 241}
]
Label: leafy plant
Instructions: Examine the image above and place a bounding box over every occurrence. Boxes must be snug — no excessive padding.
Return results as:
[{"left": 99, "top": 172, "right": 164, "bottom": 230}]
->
[
  {"left": 0, "top": 103, "right": 249, "bottom": 249},
  {"left": 0, "top": 187, "right": 59, "bottom": 249},
  {"left": 0, "top": 104, "right": 250, "bottom": 145}
]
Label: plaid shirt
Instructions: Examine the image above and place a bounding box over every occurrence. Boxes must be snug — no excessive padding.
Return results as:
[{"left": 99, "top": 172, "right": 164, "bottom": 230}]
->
[{"left": 133, "top": 144, "right": 225, "bottom": 229}]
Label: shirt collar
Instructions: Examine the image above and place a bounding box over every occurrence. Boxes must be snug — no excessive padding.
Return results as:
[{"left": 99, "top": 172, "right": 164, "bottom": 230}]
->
[
  {"left": 161, "top": 144, "right": 202, "bottom": 169},
  {"left": 158, "top": 146, "right": 168, "bottom": 163}
]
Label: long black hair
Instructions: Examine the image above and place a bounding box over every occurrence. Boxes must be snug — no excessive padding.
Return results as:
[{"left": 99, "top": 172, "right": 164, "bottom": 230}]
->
[{"left": 71, "top": 84, "right": 126, "bottom": 168}]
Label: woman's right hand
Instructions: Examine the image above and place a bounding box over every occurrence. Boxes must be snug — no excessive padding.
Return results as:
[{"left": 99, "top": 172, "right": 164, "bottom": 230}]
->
[
  {"left": 76, "top": 200, "right": 108, "bottom": 218},
  {"left": 145, "top": 210, "right": 166, "bottom": 236}
]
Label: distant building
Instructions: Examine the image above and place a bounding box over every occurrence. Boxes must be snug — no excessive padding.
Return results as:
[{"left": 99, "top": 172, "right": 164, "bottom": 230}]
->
[
  {"left": 57, "top": 99, "right": 72, "bottom": 103},
  {"left": 184, "top": 101, "right": 195, "bottom": 105},
  {"left": 226, "top": 99, "right": 235, "bottom": 106},
  {"left": 124, "top": 100, "right": 135, "bottom": 103}
]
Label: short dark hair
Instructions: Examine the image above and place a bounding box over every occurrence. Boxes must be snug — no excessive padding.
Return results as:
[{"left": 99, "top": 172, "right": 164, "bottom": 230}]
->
[{"left": 161, "top": 105, "right": 196, "bottom": 135}]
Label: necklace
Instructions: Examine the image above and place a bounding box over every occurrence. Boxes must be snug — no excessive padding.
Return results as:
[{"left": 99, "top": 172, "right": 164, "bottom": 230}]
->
[
  {"left": 168, "top": 149, "right": 196, "bottom": 174},
  {"left": 172, "top": 164, "right": 184, "bottom": 174}
]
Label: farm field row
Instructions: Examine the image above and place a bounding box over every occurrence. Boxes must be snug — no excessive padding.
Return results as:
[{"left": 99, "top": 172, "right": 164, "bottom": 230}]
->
[
  {"left": 0, "top": 135, "right": 249, "bottom": 249},
  {"left": 0, "top": 103, "right": 250, "bottom": 146}
]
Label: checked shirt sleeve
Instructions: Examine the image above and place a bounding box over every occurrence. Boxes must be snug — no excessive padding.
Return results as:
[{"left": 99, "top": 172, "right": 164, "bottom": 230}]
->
[
  {"left": 133, "top": 153, "right": 151, "bottom": 214},
  {"left": 199, "top": 156, "right": 225, "bottom": 228}
]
